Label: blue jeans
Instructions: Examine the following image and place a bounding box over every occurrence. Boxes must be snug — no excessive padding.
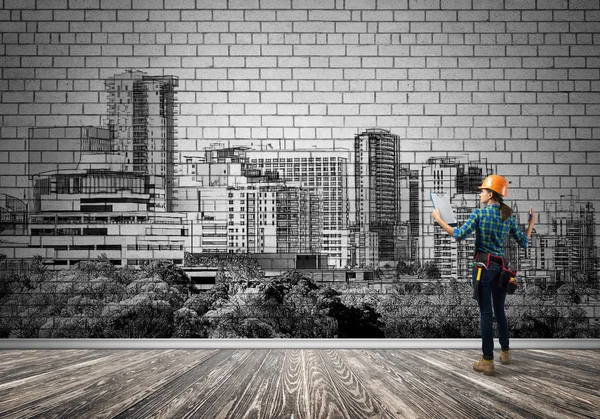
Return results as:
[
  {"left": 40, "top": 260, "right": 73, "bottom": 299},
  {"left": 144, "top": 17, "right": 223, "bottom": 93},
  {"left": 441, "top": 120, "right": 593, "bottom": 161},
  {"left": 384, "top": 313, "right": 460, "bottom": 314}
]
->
[{"left": 472, "top": 263, "right": 509, "bottom": 360}]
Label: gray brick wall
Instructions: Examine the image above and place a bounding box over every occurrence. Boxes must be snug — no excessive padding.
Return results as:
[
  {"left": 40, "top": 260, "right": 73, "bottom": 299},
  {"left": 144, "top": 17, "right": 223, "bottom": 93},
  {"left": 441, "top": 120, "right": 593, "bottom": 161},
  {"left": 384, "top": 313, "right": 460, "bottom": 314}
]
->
[
  {"left": 1, "top": 2, "right": 599, "bottom": 285},
  {"left": 0, "top": 1, "right": 597, "bottom": 143}
]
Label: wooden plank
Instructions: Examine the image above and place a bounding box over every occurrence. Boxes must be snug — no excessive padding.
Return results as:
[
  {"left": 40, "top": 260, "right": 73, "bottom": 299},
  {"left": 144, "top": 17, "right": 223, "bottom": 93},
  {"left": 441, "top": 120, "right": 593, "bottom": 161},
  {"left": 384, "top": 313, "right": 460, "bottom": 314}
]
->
[
  {"left": 18, "top": 349, "right": 221, "bottom": 419},
  {"left": 316, "top": 349, "right": 396, "bottom": 418},
  {"left": 265, "top": 349, "right": 310, "bottom": 418},
  {"left": 337, "top": 349, "right": 439, "bottom": 418},
  {"left": 110, "top": 349, "right": 258, "bottom": 418},
  {"left": 190, "top": 349, "right": 283, "bottom": 419},
  {"left": 369, "top": 349, "right": 500, "bottom": 419},
  {"left": 405, "top": 349, "right": 600, "bottom": 418},
  {"left": 301, "top": 349, "right": 356, "bottom": 419},
  {"left": 0, "top": 348, "right": 598, "bottom": 419},
  {"left": 0, "top": 350, "right": 211, "bottom": 418},
  {"left": 0, "top": 349, "right": 113, "bottom": 383}
]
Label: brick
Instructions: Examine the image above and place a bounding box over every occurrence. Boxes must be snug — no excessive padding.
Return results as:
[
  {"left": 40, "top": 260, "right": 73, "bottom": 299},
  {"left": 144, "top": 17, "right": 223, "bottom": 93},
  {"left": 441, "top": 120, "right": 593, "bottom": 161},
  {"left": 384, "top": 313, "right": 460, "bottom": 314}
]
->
[
  {"left": 309, "top": 10, "right": 351, "bottom": 21},
  {"left": 424, "top": 57, "right": 455, "bottom": 68},
  {"left": 261, "top": 0, "right": 291, "bottom": 8},
  {"left": 357, "top": 104, "right": 390, "bottom": 116},
  {"left": 457, "top": 57, "right": 490, "bottom": 68},
  {"left": 292, "top": 68, "right": 343, "bottom": 80},
  {"left": 472, "top": 69, "right": 503, "bottom": 79},
  {"left": 23, "top": 10, "right": 54, "bottom": 20},
  {"left": 410, "top": 45, "right": 442, "bottom": 56},
  {"left": 100, "top": 45, "right": 133, "bottom": 56},
  {"left": 117, "top": 56, "right": 149, "bottom": 68},
  {"left": 292, "top": 0, "right": 335, "bottom": 8},
  {"left": 411, "top": 22, "right": 442, "bottom": 32},
  {"left": 291, "top": 21, "right": 335, "bottom": 33},
  {"left": 102, "top": 22, "right": 133, "bottom": 32},
  {"left": 539, "top": 116, "right": 571, "bottom": 127},
  {"left": 569, "top": 0, "right": 600, "bottom": 9},
  {"left": 276, "top": 104, "right": 308, "bottom": 115},
  {"left": 571, "top": 45, "right": 600, "bottom": 56},
  {"left": 409, "top": 0, "right": 440, "bottom": 9},
  {"left": 394, "top": 10, "right": 425, "bottom": 21},
  {"left": 294, "top": 115, "right": 343, "bottom": 126},
  {"left": 294, "top": 45, "right": 345, "bottom": 56},
  {"left": 101, "top": 0, "right": 132, "bottom": 8},
  {"left": 3, "top": 116, "right": 36, "bottom": 127},
  {"left": 554, "top": 152, "right": 587, "bottom": 164},
  {"left": 408, "top": 116, "right": 441, "bottom": 129},
  {"left": 409, "top": 69, "right": 439, "bottom": 80},
  {"left": 442, "top": 45, "right": 474, "bottom": 56},
  {"left": 474, "top": 22, "right": 506, "bottom": 33},
  {"left": 5, "top": 0, "right": 35, "bottom": 7},
  {"left": 569, "top": 69, "right": 600, "bottom": 80},
  {"left": 69, "top": 0, "right": 100, "bottom": 8},
  {"left": 473, "top": 116, "right": 505, "bottom": 127},
  {"left": 425, "top": 10, "right": 456, "bottom": 21},
  {"left": 572, "top": 117, "right": 600, "bottom": 127}
]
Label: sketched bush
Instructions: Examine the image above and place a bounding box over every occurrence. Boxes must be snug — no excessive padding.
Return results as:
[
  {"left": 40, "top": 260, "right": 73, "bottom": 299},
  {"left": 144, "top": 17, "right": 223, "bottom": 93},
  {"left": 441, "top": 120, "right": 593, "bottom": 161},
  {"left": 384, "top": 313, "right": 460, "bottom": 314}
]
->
[
  {"left": 102, "top": 298, "right": 174, "bottom": 338},
  {"left": 509, "top": 283, "right": 598, "bottom": 338},
  {"left": 210, "top": 307, "right": 277, "bottom": 339},
  {"left": 7, "top": 308, "right": 47, "bottom": 338},
  {"left": 39, "top": 316, "right": 104, "bottom": 338},
  {"left": 380, "top": 278, "right": 479, "bottom": 338},
  {"left": 202, "top": 271, "right": 340, "bottom": 338},
  {"left": 173, "top": 307, "right": 211, "bottom": 338}
]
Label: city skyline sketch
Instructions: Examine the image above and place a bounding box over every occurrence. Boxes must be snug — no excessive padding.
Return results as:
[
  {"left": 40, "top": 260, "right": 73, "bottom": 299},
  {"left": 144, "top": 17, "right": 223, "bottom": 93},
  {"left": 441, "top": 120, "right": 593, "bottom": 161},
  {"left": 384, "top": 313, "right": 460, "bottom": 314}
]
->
[{"left": 0, "top": 69, "right": 597, "bottom": 291}]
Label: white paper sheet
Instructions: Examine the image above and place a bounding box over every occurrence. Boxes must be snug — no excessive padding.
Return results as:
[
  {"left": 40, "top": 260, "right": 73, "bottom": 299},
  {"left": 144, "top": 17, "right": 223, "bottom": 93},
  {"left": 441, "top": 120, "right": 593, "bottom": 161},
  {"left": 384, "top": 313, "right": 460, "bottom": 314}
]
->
[{"left": 430, "top": 191, "right": 458, "bottom": 227}]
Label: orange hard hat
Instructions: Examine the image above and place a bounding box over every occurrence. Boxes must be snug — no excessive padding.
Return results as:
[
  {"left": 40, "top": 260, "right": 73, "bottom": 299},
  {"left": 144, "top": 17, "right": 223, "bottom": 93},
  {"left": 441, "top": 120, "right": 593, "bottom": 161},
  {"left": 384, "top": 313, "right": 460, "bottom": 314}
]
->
[{"left": 478, "top": 174, "right": 508, "bottom": 197}]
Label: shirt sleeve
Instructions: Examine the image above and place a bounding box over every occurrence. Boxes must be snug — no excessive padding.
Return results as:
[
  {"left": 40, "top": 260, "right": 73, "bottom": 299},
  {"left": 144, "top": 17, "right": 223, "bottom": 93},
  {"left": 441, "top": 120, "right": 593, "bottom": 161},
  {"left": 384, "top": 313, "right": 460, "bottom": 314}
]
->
[
  {"left": 453, "top": 209, "right": 479, "bottom": 241},
  {"left": 509, "top": 216, "right": 529, "bottom": 249}
]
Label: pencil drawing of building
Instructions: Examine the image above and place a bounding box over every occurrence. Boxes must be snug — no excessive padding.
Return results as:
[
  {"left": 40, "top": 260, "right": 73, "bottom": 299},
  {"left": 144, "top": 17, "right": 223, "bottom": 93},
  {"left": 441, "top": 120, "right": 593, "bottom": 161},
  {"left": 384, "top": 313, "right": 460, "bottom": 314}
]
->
[
  {"left": 105, "top": 70, "right": 178, "bottom": 212},
  {"left": 248, "top": 149, "right": 351, "bottom": 268},
  {"left": 398, "top": 155, "right": 494, "bottom": 280},
  {"left": 175, "top": 144, "right": 323, "bottom": 257},
  {"left": 354, "top": 129, "right": 400, "bottom": 267},
  {"left": 0, "top": 72, "right": 186, "bottom": 270}
]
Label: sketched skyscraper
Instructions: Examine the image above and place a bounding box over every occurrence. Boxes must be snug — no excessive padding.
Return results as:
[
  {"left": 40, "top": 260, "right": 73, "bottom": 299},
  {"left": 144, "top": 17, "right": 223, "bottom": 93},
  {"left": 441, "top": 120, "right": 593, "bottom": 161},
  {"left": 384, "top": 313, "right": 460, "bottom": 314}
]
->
[
  {"left": 105, "top": 70, "right": 178, "bottom": 212},
  {"left": 544, "top": 195, "right": 597, "bottom": 282},
  {"left": 354, "top": 129, "right": 400, "bottom": 264}
]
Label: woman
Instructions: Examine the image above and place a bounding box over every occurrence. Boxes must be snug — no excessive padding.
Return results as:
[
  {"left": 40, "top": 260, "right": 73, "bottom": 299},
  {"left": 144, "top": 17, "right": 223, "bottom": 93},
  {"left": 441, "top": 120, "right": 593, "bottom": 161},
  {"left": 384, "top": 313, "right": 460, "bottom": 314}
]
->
[{"left": 432, "top": 174, "right": 536, "bottom": 376}]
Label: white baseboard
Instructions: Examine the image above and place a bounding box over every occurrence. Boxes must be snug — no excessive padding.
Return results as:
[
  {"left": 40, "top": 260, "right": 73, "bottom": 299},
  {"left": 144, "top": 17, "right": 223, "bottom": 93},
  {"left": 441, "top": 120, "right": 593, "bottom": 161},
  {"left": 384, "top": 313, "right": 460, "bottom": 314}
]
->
[{"left": 0, "top": 338, "right": 598, "bottom": 350}]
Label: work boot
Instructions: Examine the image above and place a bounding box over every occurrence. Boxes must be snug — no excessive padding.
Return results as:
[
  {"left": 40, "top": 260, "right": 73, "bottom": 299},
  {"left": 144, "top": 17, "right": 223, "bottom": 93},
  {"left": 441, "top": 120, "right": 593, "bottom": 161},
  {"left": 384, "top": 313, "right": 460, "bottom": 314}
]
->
[
  {"left": 473, "top": 357, "right": 495, "bottom": 376},
  {"left": 500, "top": 349, "right": 511, "bottom": 365}
]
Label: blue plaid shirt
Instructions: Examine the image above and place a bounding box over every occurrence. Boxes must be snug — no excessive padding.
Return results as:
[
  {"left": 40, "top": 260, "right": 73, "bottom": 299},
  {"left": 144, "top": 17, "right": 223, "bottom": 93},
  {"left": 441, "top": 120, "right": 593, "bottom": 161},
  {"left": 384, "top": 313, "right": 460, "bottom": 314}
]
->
[{"left": 453, "top": 204, "right": 528, "bottom": 257}]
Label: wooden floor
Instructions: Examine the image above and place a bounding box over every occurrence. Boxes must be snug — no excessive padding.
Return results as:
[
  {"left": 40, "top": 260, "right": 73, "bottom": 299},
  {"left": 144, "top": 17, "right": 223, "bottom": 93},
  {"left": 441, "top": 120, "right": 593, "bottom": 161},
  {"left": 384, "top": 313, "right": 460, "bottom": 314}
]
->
[{"left": 0, "top": 349, "right": 598, "bottom": 418}]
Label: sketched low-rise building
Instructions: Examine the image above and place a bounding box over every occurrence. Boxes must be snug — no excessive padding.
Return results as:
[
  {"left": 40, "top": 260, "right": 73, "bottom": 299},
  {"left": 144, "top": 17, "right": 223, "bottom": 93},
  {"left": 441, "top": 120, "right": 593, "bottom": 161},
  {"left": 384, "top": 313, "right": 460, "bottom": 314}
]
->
[
  {"left": 17, "top": 164, "right": 188, "bottom": 269},
  {"left": 175, "top": 145, "right": 322, "bottom": 257}
]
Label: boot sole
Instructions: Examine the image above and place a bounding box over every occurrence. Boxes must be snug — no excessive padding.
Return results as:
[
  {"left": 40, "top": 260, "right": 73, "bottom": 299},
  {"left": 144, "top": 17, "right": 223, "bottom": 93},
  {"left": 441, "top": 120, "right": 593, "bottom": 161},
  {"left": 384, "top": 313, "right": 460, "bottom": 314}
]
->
[{"left": 473, "top": 367, "right": 496, "bottom": 376}]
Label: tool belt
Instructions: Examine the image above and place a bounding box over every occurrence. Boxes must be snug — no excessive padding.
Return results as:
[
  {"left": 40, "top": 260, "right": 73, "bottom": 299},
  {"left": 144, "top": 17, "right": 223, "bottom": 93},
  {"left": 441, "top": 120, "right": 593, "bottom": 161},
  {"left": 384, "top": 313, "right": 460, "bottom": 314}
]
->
[{"left": 473, "top": 252, "right": 519, "bottom": 294}]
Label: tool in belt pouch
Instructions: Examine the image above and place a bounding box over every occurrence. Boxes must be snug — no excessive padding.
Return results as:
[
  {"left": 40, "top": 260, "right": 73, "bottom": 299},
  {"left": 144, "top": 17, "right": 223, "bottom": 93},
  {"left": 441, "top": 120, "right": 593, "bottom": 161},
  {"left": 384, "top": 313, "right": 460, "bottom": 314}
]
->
[
  {"left": 473, "top": 252, "right": 519, "bottom": 296},
  {"left": 499, "top": 266, "right": 518, "bottom": 294}
]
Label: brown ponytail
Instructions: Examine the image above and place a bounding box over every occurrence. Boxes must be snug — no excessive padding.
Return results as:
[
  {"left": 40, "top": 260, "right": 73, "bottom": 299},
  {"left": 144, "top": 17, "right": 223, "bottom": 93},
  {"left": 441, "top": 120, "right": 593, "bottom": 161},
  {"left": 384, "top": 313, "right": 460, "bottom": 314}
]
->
[{"left": 491, "top": 190, "right": 512, "bottom": 221}]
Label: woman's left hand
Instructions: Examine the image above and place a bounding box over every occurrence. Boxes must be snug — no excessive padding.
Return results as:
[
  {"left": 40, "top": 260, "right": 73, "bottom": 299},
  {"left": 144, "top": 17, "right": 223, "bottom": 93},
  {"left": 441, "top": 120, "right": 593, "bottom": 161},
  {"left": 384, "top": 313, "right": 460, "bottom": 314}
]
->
[{"left": 432, "top": 208, "right": 441, "bottom": 222}]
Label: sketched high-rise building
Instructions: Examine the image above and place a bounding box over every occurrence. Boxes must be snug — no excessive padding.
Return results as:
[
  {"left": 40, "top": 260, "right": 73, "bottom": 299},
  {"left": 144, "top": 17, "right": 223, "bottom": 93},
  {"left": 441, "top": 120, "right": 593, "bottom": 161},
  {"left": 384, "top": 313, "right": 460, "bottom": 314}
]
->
[
  {"left": 398, "top": 164, "right": 420, "bottom": 262},
  {"left": 105, "top": 70, "right": 178, "bottom": 212},
  {"left": 354, "top": 129, "right": 400, "bottom": 265},
  {"left": 248, "top": 149, "right": 351, "bottom": 268},
  {"left": 544, "top": 195, "right": 597, "bottom": 282}
]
